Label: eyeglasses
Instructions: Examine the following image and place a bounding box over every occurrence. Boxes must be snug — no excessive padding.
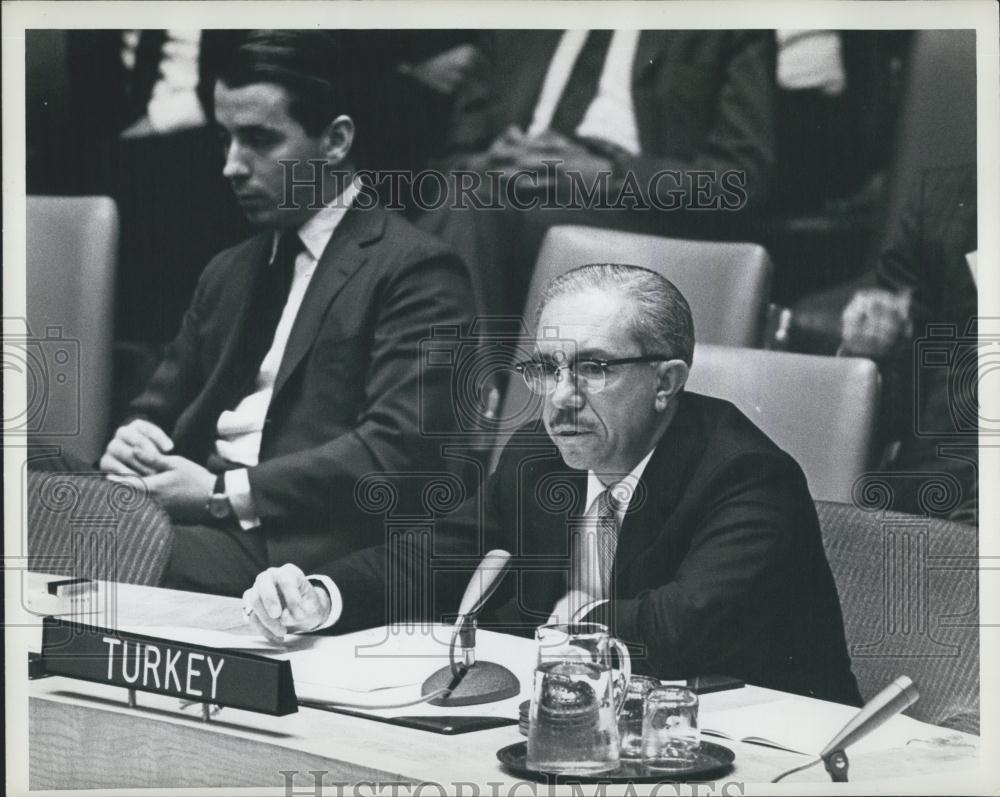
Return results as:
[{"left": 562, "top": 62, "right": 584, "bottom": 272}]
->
[{"left": 515, "top": 355, "right": 671, "bottom": 395}]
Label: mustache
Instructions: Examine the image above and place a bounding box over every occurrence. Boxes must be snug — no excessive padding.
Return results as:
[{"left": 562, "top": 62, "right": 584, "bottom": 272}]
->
[{"left": 547, "top": 411, "right": 592, "bottom": 431}]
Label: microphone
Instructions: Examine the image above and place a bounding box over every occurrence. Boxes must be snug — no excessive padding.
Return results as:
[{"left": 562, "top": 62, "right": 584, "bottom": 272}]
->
[
  {"left": 819, "top": 676, "right": 920, "bottom": 781},
  {"left": 455, "top": 549, "right": 512, "bottom": 629},
  {"left": 821, "top": 675, "right": 920, "bottom": 757},
  {"left": 421, "top": 549, "right": 521, "bottom": 706}
]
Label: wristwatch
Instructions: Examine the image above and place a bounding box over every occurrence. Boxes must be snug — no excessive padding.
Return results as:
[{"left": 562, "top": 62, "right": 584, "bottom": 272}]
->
[{"left": 206, "top": 473, "right": 234, "bottom": 521}]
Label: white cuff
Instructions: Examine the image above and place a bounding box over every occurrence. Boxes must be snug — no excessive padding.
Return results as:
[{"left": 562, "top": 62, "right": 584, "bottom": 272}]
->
[
  {"left": 147, "top": 90, "right": 207, "bottom": 133},
  {"left": 307, "top": 575, "right": 344, "bottom": 631},
  {"left": 224, "top": 469, "right": 261, "bottom": 530}
]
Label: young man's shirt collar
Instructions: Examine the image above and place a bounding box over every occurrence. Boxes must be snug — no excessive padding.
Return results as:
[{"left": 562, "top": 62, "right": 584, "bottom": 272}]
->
[{"left": 269, "top": 177, "right": 362, "bottom": 262}]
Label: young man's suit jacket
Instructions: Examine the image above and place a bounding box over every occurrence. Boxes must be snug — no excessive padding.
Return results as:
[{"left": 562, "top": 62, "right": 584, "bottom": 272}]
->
[
  {"left": 127, "top": 203, "right": 476, "bottom": 572},
  {"left": 326, "top": 391, "right": 861, "bottom": 706}
]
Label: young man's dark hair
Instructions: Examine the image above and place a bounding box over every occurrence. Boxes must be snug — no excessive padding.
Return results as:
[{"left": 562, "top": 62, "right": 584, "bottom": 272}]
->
[{"left": 217, "top": 30, "right": 358, "bottom": 137}]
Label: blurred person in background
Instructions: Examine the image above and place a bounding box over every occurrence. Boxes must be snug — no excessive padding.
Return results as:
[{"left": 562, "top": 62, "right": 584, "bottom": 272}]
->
[
  {"left": 419, "top": 29, "right": 777, "bottom": 316},
  {"left": 841, "top": 164, "right": 977, "bottom": 524}
]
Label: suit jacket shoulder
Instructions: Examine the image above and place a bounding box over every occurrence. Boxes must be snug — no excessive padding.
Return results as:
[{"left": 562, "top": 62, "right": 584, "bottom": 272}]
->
[
  {"left": 367, "top": 204, "right": 466, "bottom": 275},
  {"left": 679, "top": 391, "right": 794, "bottom": 462},
  {"left": 196, "top": 231, "right": 271, "bottom": 288},
  {"left": 196, "top": 203, "right": 464, "bottom": 292}
]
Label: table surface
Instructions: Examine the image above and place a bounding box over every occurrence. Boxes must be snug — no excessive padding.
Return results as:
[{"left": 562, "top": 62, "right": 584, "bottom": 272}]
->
[{"left": 16, "top": 574, "right": 987, "bottom": 792}]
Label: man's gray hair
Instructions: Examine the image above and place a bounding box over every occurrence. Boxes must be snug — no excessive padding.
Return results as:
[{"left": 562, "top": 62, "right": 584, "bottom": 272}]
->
[{"left": 537, "top": 263, "right": 695, "bottom": 366}]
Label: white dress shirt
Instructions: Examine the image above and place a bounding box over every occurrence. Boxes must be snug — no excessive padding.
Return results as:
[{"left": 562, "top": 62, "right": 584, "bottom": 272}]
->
[
  {"left": 550, "top": 448, "right": 655, "bottom": 624},
  {"left": 776, "top": 29, "right": 846, "bottom": 96},
  {"left": 121, "top": 30, "right": 207, "bottom": 134},
  {"left": 527, "top": 29, "right": 642, "bottom": 157},
  {"left": 306, "top": 574, "right": 345, "bottom": 631},
  {"left": 965, "top": 251, "right": 978, "bottom": 287},
  {"left": 216, "top": 180, "right": 361, "bottom": 530}
]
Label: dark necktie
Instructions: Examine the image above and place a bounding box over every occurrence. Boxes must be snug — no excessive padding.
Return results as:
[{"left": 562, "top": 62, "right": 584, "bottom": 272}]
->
[
  {"left": 228, "top": 230, "right": 303, "bottom": 404},
  {"left": 596, "top": 485, "right": 621, "bottom": 597},
  {"left": 549, "top": 30, "right": 614, "bottom": 138}
]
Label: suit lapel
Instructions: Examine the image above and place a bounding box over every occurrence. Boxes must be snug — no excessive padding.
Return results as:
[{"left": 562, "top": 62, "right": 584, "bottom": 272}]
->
[
  {"left": 173, "top": 233, "right": 270, "bottom": 456},
  {"left": 509, "top": 31, "right": 568, "bottom": 129},
  {"left": 613, "top": 393, "right": 703, "bottom": 586},
  {"left": 271, "top": 204, "right": 386, "bottom": 399},
  {"left": 207, "top": 234, "right": 272, "bottom": 399},
  {"left": 523, "top": 453, "right": 587, "bottom": 612}
]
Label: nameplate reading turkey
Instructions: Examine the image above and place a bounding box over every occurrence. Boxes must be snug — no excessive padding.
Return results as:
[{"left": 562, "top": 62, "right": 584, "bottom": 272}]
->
[{"left": 40, "top": 617, "right": 298, "bottom": 716}]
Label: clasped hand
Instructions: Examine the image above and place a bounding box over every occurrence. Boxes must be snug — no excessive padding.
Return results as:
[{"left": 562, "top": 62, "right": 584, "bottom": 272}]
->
[
  {"left": 841, "top": 288, "right": 914, "bottom": 358},
  {"left": 466, "top": 126, "right": 614, "bottom": 183},
  {"left": 242, "top": 564, "right": 332, "bottom": 641},
  {"left": 100, "top": 419, "right": 215, "bottom": 523}
]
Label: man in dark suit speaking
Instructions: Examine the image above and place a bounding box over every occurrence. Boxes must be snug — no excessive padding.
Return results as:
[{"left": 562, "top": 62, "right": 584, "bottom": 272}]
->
[
  {"left": 99, "top": 31, "right": 475, "bottom": 595},
  {"left": 246, "top": 264, "right": 860, "bottom": 706}
]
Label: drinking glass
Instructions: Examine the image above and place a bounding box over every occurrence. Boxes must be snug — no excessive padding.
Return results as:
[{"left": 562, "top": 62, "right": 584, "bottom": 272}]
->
[
  {"left": 617, "top": 674, "right": 660, "bottom": 759},
  {"left": 526, "top": 622, "right": 631, "bottom": 774},
  {"left": 641, "top": 685, "right": 700, "bottom": 770}
]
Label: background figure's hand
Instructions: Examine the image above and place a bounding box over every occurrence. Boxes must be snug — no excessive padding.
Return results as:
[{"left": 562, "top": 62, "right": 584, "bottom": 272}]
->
[
  {"left": 100, "top": 419, "right": 174, "bottom": 476},
  {"left": 458, "top": 127, "right": 527, "bottom": 176},
  {"left": 243, "top": 564, "right": 333, "bottom": 642},
  {"left": 398, "top": 44, "right": 479, "bottom": 95},
  {"left": 118, "top": 451, "right": 214, "bottom": 523},
  {"left": 841, "top": 288, "right": 913, "bottom": 358},
  {"left": 481, "top": 125, "right": 527, "bottom": 168},
  {"left": 514, "top": 131, "right": 614, "bottom": 184}
]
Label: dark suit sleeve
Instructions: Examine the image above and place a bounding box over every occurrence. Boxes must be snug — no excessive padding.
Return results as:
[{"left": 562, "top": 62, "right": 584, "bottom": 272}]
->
[
  {"left": 612, "top": 31, "right": 777, "bottom": 209},
  {"left": 245, "top": 250, "right": 475, "bottom": 529},
  {"left": 877, "top": 172, "right": 929, "bottom": 316},
  {"left": 308, "top": 471, "right": 499, "bottom": 634},
  {"left": 584, "top": 451, "right": 812, "bottom": 677},
  {"left": 312, "top": 522, "right": 476, "bottom": 635},
  {"left": 305, "top": 435, "right": 525, "bottom": 634}
]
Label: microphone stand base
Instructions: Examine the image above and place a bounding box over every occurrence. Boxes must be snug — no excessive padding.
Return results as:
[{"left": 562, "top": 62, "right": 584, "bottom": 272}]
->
[
  {"left": 422, "top": 662, "right": 520, "bottom": 707},
  {"left": 823, "top": 749, "right": 849, "bottom": 782}
]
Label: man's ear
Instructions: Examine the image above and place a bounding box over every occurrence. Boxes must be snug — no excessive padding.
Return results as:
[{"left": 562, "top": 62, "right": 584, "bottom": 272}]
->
[
  {"left": 654, "top": 359, "right": 689, "bottom": 412},
  {"left": 322, "top": 114, "right": 355, "bottom": 166}
]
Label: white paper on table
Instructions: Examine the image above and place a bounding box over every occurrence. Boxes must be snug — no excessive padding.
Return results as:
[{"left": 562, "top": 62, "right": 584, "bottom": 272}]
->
[
  {"left": 701, "top": 696, "right": 964, "bottom": 756},
  {"left": 116, "top": 624, "right": 303, "bottom": 652},
  {"left": 288, "top": 625, "right": 538, "bottom": 718}
]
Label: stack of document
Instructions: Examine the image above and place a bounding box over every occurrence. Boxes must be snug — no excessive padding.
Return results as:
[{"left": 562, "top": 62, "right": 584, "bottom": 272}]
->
[{"left": 700, "top": 696, "right": 969, "bottom": 756}]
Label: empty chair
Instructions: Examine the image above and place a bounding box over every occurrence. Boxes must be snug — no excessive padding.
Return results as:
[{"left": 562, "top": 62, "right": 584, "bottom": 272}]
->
[
  {"left": 530, "top": 225, "right": 773, "bottom": 347},
  {"left": 27, "top": 468, "right": 173, "bottom": 586},
  {"left": 685, "top": 345, "right": 880, "bottom": 503},
  {"left": 817, "top": 500, "right": 979, "bottom": 733},
  {"left": 25, "top": 196, "right": 119, "bottom": 464}
]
